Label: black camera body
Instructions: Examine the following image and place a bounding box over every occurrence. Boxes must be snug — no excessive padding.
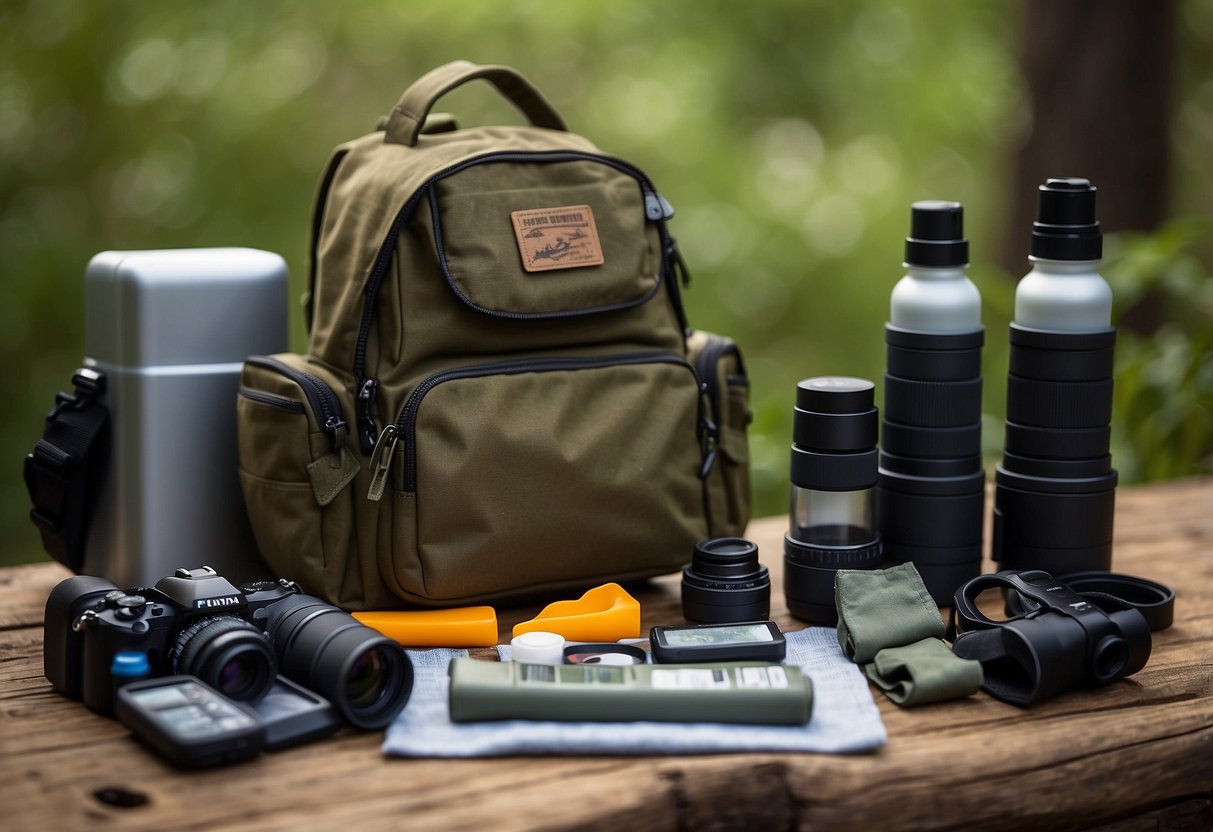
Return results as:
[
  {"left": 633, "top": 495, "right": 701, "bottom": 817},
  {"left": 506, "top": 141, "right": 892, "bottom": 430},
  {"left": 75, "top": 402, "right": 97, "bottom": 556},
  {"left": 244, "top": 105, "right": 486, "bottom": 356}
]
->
[{"left": 45, "top": 566, "right": 413, "bottom": 729}]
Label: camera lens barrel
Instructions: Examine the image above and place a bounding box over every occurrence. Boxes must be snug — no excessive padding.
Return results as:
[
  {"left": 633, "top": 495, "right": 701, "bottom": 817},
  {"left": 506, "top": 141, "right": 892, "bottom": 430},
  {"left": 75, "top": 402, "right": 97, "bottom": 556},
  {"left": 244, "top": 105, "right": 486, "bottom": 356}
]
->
[
  {"left": 681, "top": 537, "right": 771, "bottom": 624},
  {"left": 172, "top": 616, "right": 277, "bottom": 703},
  {"left": 877, "top": 201, "right": 985, "bottom": 605},
  {"left": 266, "top": 594, "right": 414, "bottom": 729},
  {"left": 785, "top": 377, "right": 882, "bottom": 625},
  {"left": 995, "top": 179, "right": 1117, "bottom": 575}
]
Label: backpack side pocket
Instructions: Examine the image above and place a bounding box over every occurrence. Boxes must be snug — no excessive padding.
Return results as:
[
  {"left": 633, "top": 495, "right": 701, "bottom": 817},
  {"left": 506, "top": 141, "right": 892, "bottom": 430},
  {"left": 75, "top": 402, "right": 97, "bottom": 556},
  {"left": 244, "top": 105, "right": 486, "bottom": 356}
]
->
[
  {"left": 237, "top": 354, "right": 360, "bottom": 603},
  {"left": 688, "top": 331, "right": 753, "bottom": 537}
]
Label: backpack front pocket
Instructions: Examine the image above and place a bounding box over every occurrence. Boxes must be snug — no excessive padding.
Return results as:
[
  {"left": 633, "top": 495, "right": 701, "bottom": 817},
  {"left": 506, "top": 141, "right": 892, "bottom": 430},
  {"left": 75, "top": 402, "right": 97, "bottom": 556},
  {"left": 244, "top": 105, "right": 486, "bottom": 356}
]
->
[{"left": 372, "top": 352, "right": 711, "bottom": 603}]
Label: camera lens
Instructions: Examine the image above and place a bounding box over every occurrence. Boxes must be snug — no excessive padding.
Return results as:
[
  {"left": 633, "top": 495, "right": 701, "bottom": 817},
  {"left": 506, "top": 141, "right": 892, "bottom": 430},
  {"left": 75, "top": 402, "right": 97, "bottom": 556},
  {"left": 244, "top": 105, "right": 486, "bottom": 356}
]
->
[
  {"left": 681, "top": 537, "right": 770, "bottom": 624},
  {"left": 171, "top": 616, "right": 276, "bottom": 702},
  {"left": 784, "top": 377, "right": 883, "bottom": 625},
  {"left": 346, "top": 646, "right": 391, "bottom": 709},
  {"left": 266, "top": 594, "right": 413, "bottom": 729},
  {"left": 218, "top": 652, "right": 259, "bottom": 696}
]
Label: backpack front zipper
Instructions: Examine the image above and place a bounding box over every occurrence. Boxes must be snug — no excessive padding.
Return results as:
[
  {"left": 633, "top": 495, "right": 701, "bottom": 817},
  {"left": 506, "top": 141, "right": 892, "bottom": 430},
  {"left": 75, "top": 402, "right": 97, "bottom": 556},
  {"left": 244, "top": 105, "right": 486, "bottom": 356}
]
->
[{"left": 366, "top": 352, "right": 707, "bottom": 500}]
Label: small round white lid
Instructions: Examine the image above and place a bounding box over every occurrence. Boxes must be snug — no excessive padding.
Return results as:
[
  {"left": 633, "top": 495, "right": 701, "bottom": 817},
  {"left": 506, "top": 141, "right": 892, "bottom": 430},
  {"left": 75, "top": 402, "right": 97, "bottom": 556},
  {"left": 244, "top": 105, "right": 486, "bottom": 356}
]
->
[{"left": 510, "top": 631, "right": 565, "bottom": 664}]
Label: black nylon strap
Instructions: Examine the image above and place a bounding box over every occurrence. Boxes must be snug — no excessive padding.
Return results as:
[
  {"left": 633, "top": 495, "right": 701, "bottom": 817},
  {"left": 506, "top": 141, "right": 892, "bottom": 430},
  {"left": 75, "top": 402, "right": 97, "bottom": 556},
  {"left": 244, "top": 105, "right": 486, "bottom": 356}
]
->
[
  {"left": 997, "top": 570, "right": 1176, "bottom": 633},
  {"left": 23, "top": 368, "right": 109, "bottom": 572}
]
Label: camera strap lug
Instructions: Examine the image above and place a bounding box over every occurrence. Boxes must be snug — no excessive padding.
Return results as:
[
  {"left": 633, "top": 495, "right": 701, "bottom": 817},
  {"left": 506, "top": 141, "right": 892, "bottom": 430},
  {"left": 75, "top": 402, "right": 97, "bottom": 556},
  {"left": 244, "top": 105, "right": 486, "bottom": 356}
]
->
[{"left": 72, "top": 608, "right": 100, "bottom": 633}]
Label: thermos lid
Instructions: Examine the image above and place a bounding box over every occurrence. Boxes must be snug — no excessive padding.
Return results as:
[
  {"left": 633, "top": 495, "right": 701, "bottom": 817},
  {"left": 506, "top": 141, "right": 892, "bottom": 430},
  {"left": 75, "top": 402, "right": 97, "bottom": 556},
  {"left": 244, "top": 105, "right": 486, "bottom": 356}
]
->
[{"left": 84, "top": 248, "right": 288, "bottom": 367}]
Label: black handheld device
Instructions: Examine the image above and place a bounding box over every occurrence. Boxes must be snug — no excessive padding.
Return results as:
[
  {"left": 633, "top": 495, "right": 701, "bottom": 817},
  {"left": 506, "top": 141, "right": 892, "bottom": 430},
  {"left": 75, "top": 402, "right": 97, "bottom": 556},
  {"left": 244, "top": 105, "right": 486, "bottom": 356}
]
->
[
  {"left": 115, "top": 675, "right": 265, "bottom": 768},
  {"left": 649, "top": 621, "right": 786, "bottom": 664},
  {"left": 250, "top": 675, "right": 341, "bottom": 749}
]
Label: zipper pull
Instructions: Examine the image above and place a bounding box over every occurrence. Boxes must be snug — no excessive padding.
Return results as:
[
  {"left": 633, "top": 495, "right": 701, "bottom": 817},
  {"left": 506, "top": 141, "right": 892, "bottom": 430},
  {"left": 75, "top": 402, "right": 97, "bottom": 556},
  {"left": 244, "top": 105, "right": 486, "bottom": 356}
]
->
[
  {"left": 366, "top": 424, "right": 399, "bottom": 502},
  {"left": 643, "top": 189, "right": 675, "bottom": 221},
  {"left": 323, "top": 416, "right": 349, "bottom": 457},
  {"left": 698, "top": 384, "right": 719, "bottom": 479},
  {"left": 669, "top": 238, "right": 692, "bottom": 288},
  {"left": 356, "top": 378, "right": 380, "bottom": 455}
]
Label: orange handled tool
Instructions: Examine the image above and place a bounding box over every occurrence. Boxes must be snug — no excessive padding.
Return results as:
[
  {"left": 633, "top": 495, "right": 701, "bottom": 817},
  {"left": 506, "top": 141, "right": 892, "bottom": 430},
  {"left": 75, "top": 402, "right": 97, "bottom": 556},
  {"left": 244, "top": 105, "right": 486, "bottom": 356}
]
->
[{"left": 353, "top": 606, "right": 499, "bottom": 648}]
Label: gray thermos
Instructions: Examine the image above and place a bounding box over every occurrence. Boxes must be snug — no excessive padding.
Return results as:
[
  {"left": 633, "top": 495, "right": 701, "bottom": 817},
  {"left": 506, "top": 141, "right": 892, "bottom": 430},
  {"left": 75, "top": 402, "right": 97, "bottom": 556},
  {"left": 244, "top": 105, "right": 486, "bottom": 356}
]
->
[{"left": 83, "top": 248, "right": 288, "bottom": 586}]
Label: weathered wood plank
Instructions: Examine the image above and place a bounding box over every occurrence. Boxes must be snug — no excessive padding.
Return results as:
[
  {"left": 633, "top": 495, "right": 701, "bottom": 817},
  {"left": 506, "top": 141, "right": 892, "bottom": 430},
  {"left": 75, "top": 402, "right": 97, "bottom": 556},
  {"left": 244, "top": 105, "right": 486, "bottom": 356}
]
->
[{"left": 0, "top": 477, "right": 1209, "bottom": 831}]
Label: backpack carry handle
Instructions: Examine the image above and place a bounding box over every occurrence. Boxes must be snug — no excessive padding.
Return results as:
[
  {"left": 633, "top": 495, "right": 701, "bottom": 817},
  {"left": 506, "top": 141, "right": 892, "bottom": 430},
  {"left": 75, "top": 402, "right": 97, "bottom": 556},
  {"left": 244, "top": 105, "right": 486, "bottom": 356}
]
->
[{"left": 384, "top": 60, "right": 567, "bottom": 147}]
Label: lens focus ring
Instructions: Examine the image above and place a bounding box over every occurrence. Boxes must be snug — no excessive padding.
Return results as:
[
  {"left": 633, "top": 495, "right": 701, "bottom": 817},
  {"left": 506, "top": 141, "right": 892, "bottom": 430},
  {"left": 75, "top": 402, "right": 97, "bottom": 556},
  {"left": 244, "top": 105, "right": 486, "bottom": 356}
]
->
[
  {"left": 171, "top": 615, "right": 276, "bottom": 702},
  {"left": 1006, "top": 375, "right": 1113, "bottom": 429}
]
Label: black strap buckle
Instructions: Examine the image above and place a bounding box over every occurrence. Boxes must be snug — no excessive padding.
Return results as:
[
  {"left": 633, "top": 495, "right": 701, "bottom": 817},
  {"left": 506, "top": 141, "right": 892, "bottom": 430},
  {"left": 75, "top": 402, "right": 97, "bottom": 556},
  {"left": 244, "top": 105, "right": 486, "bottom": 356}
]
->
[{"left": 47, "top": 367, "right": 106, "bottom": 422}]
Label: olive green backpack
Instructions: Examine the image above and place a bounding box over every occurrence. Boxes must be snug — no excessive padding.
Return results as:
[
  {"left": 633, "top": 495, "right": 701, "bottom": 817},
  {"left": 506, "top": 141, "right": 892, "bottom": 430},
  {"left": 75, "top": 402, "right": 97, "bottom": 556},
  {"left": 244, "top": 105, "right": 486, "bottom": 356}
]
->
[{"left": 236, "top": 61, "right": 751, "bottom": 610}]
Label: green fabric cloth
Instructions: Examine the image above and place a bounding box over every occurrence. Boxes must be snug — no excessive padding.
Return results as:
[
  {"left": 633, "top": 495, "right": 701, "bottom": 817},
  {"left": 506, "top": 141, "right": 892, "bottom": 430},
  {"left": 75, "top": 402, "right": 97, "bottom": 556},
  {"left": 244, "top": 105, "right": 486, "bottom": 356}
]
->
[
  {"left": 835, "top": 563, "right": 982, "bottom": 707},
  {"left": 865, "top": 638, "right": 984, "bottom": 707},
  {"left": 835, "top": 562, "right": 944, "bottom": 664}
]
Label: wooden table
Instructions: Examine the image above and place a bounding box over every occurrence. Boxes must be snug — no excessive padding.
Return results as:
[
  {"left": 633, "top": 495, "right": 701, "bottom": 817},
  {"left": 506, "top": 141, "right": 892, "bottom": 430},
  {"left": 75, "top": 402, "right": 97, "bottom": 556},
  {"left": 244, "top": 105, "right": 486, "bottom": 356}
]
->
[{"left": 2, "top": 478, "right": 1211, "bottom": 831}]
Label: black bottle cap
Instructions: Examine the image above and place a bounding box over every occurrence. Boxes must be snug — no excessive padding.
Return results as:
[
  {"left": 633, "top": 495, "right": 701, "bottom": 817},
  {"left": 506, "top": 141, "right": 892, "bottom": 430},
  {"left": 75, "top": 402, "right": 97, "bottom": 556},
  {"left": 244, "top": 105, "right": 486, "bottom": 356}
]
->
[
  {"left": 904, "top": 201, "right": 968, "bottom": 268},
  {"left": 795, "top": 377, "right": 874, "bottom": 414},
  {"left": 1030, "top": 178, "right": 1102, "bottom": 261}
]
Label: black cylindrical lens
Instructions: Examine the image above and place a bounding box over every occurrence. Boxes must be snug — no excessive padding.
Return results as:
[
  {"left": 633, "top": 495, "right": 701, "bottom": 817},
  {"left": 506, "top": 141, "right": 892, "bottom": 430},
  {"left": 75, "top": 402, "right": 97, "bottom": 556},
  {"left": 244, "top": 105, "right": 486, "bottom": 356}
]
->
[
  {"left": 878, "top": 326, "right": 985, "bottom": 605},
  {"left": 785, "top": 377, "right": 882, "bottom": 625},
  {"left": 994, "top": 325, "right": 1117, "bottom": 573},
  {"left": 995, "top": 179, "right": 1117, "bottom": 575},
  {"left": 877, "top": 201, "right": 985, "bottom": 605},
  {"left": 266, "top": 594, "right": 414, "bottom": 729},
  {"left": 172, "top": 616, "right": 276, "bottom": 702},
  {"left": 681, "top": 537, "right": 771, "bottom": 624}
]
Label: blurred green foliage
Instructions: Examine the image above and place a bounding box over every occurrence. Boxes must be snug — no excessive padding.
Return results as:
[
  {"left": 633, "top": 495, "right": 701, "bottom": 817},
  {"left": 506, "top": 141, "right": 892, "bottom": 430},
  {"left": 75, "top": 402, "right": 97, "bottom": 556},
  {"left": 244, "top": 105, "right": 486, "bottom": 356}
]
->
[
  {"left": 1105, "top": 220, "right": 1213, "bottom": 482},
  {"left": 2, "top": 0, "right": 1210, "bottom": 567}
]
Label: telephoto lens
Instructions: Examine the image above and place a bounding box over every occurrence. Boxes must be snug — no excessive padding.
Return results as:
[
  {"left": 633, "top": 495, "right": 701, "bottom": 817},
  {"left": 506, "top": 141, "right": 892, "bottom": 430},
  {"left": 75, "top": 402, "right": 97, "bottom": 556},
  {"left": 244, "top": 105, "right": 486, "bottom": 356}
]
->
[
  {"left": 994, "top": 178, "right": 1118, "bottom": 575},
  {"left": 877, "top": 201, "right": 985, "bottom": 605},
  {"left": 265, "top": 594, "right": 414, "bottom": 729},
  {"left": 681, "top": 537, "right": 771, "bottom": 624},
  {"left": 784, "top": 377, "right": 883, "bottom": 624}
]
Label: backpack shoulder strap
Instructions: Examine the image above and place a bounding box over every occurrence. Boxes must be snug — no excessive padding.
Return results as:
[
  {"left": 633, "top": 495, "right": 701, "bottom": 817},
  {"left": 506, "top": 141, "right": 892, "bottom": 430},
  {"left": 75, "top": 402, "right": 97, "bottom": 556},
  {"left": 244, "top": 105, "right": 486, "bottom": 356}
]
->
[{"left": 304, "top": 145, "right": 352, "bottom": 335}]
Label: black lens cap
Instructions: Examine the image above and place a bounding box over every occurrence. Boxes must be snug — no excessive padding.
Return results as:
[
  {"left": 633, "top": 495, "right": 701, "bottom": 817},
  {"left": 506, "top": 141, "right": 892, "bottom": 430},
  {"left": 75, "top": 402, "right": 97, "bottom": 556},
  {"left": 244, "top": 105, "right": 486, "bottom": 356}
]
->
[{"left": 795, "top": 377, "right": 874, "bottom": 414}]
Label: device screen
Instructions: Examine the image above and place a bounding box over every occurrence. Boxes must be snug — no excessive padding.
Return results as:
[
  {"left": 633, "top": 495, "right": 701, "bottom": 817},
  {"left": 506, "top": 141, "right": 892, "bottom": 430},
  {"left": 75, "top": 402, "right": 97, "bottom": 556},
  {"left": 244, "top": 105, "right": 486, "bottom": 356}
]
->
[
  {"left": 126, "top": 680, "right": 258, "bottom": 739},
  {"left": 663, "top": 623, "right": 775, "bottom": 647}
]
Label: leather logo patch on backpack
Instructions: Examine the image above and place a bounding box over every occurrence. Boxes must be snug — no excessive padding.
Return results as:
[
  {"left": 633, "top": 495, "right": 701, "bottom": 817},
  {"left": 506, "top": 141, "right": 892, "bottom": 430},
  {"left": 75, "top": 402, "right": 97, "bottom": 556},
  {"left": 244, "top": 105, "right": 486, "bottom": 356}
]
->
[{"left": 510, "top": 204, "right": 605, "bottom": 272}]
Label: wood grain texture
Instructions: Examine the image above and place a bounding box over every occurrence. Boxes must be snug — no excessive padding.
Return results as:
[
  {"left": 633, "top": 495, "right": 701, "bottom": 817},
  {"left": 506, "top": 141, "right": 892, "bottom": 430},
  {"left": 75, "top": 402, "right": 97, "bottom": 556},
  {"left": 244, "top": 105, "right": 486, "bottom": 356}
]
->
[{"left": 1, "top": 478, "right": 1210, "bottom": 831}]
